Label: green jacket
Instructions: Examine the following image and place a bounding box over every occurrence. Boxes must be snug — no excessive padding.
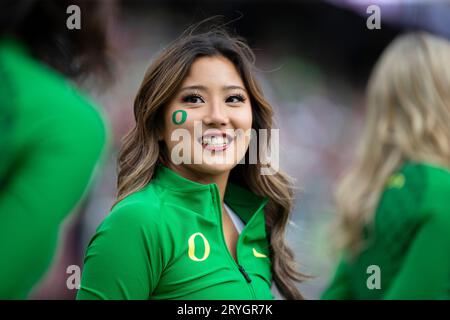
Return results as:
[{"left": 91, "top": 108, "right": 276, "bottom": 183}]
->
[
  {"left": 322, "top": 162, "right": 450, "bottom": 299},
  {"left": 77, "top": 165, "right": 274, "bottom": 300},
  {"left": 0, "top": 37, "right": 106, "bottom": 298}
]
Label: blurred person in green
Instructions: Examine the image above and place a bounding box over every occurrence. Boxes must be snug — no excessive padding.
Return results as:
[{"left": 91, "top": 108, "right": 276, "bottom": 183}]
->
[
  {"left": 0, "top": 0, "right": 112, "bottom": 298},
  {"left": 322, "top": 32, "right": 450, "bottom": 299}
]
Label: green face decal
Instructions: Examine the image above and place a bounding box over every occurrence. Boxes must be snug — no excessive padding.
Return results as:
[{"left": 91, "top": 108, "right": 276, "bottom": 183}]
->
[{"left": 172, "top": 110, "right": 187, "bottom": 125}]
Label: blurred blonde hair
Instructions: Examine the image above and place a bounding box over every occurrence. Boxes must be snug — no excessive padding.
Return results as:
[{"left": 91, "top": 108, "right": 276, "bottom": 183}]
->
[{"left": 335, "top": 32, "right": 450, "bottom": 255}]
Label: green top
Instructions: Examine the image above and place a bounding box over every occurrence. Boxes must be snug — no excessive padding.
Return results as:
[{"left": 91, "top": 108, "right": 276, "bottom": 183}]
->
[
  {"left": 322, "top": 162, "right": 450, "bottom": 299},
  {"left": 0, "top": 38, "right": 107, "bottom": 299},
  {"left": 77, "top": 165, "right": 274, "bottom": 300}
]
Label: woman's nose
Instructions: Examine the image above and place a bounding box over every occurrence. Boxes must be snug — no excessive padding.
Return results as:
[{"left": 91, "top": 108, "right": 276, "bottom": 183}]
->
[{"left": 203, "top": 102, "right": 229, "bottom": 127}]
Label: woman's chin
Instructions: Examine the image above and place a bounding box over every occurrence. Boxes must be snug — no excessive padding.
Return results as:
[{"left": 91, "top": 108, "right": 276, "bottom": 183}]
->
[{"left": 187, "top": 160, "right": 238, "bottom": 176}]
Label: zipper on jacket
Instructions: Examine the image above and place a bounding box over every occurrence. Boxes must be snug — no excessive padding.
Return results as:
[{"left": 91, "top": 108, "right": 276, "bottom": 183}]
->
[
  {"left": 238, "top": 265, "right": 252, "bottom": 283},
  {"left": 239, "top": 264, "right": 257, "bottom": 299},
  {"left": 211, "top": 185, "right": 257, "bottom": 299}
]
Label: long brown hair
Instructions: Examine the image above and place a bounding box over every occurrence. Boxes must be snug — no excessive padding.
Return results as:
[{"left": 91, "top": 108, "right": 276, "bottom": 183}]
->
[
  {"left": 116, "top": 25, "right": 307, "bottom": 299},
  {"left": 335, "top": 32, "right": 450, "bottom": 256}
]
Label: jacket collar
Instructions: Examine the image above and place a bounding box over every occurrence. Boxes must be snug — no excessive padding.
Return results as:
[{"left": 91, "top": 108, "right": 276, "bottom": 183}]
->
[{"left": 152, "top": 164, "right": 268, "bottom": 224}]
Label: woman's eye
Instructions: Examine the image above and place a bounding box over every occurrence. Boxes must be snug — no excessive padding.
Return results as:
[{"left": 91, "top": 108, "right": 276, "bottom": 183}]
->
[
  {"left": 182, "top": 94, "right": 204, "bottom": 104},
  {"left": 226, "top": 95, "right": 246, "bottom": 104}
]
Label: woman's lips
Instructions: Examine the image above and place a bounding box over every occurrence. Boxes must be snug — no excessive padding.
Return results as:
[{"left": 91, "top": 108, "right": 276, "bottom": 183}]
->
[{"left": 198, "top": 131, "right": 234, "bottom": 151}]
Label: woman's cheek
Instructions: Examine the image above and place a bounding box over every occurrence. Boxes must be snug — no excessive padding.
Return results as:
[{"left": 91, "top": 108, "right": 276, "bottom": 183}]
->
[{"left": 237, "top": 107, "right": 253, "bottom": 132}]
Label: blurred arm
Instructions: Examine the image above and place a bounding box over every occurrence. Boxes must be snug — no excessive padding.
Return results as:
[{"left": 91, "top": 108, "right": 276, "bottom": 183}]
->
[{"left": 0, "top": 93, "right": 106, "bottom": 298}]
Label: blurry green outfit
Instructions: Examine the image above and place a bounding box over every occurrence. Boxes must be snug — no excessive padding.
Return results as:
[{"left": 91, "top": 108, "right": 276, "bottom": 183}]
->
[
  {"left": 77, "top": 165, "right": 274, "bottom": 300},
  {"left": 323, "top": 162, "right": 450, "bottom": 299},
  {"left": 0, "top": 38, "right": 107, "bottom": 298}
]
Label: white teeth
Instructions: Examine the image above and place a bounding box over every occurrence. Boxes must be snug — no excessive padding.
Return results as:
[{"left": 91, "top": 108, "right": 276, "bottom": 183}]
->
[{"left": 202, "top": 135, "right": 228, "bottom": 146}]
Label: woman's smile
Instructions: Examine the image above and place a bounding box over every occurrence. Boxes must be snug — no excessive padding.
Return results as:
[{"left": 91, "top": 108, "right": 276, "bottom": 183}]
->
[{"left": 198, "top": 129, "right": 235, "bottom": 151}]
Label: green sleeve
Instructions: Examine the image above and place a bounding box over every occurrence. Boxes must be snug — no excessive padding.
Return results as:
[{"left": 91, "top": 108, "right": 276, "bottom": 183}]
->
[
  {"left": 0, "top": 39, "right": 107, "bottom": 298},
  {"left": 76, "top": 202, "right": 163, "bottom": 300},
  {"left": 321, "top": 258, "right": 354, "bottom": 299},
  {"left": 384, "top": 175, "right": 450, "bottom": 299},
  {"left": 0, "top": 96, "right": 106, "bottom": 298}
]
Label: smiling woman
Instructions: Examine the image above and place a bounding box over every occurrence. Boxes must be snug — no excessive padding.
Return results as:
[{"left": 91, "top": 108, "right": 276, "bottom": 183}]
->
[{"left": 77, "top": 24, "right": 306, "bottom": 300}]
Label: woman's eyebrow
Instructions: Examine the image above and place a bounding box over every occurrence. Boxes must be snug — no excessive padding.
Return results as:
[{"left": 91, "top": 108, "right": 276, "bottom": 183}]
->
[
  {"left": 179, "top": 85, "right": 207, "bottom": 92},
  {"left": 179, "top": 85, "right": 247, "bottom": 92},
  {"left": 223, "top": 85, "right": 247, "bottom": 92}
]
